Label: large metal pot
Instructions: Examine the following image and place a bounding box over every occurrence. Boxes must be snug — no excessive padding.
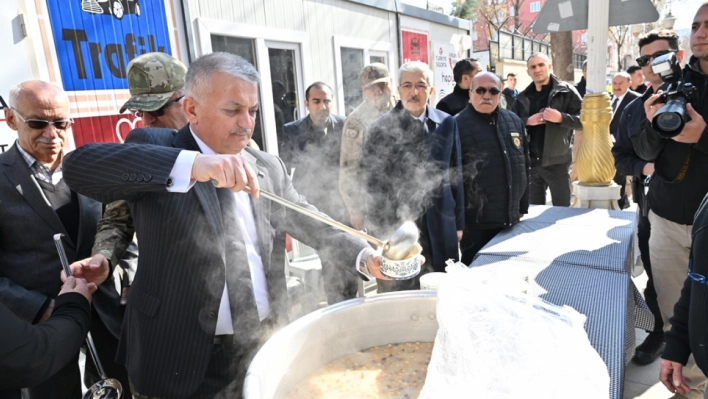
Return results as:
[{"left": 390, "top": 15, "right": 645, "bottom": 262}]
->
[{"left": 244, "top": 291, "right": 439, "bottom": 399}]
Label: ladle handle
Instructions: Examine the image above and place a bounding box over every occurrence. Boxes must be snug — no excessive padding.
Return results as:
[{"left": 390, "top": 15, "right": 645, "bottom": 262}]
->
[
  {"left": 209, "top": 180, "right": 386, "bottom": 248},
  {"left": 53, "top": 234, "right": 109, "bottom": 380}
]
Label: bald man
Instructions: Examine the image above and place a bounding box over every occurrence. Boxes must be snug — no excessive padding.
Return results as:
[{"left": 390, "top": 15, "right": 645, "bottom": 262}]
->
[{"left": 0, "top": 81, "right": 130, "bottom": 398}]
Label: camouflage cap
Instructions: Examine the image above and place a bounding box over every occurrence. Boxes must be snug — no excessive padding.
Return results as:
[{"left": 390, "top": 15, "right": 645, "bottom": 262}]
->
[
  {"left": 359, "top": 63, "right": 391, "bottom": 88},
  {"left": 119, "top": 52, "right": 187, "bottom": 113}
]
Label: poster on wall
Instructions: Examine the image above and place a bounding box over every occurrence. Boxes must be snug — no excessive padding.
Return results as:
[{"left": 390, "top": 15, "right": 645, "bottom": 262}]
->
[
  {"left": 41, "top": 0, "right": 177, "bottom": 147},
  {"left": 433, "top": 42, "right": 460, "bottom": 102},
  {"left": 402, "top": 30, "right": 429, "bottom": 64}
]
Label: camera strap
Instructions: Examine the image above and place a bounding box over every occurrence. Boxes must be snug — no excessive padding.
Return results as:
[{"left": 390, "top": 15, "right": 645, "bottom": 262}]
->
[{"left": 671, "top": 147, "right": 693, "bottom": 183}]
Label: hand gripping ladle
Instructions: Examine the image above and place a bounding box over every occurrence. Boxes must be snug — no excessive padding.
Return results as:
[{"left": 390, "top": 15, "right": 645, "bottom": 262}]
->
[{"left": 54, "top": 234, "right": 123, "bottom": 399}]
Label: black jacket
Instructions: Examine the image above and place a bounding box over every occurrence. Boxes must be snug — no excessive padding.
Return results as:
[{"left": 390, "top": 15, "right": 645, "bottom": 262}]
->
[
  {"left": 610, "top": 90, "right": 640, "bottom": 138},
  {"left": 632, "top": 57, "right": 708, "bottom": 225},
  {"left": 280, "top": 114, "right": 349, "bottom": 225},
  {"left": 512, "top": 74, "right": 583, "bottom": 166},
  {"left": 455, "top": 105, "right": 530, "bottom": 229},
  {"left": 502, "top": 88, "right": 517, "bottom": 110},
  {"left": 575, "top": 77, "right": 587, "bottom": 98},
  {"left": 436, "top": 84, "right": 470, "bottom": 116},
  {"left": 662, "top": 194, "right": 708, "bottom": 374},
  {"left": 613, "top": 89, "right": 653, "bottom": 205},
  {"left": 0, "top": 293, "right": 91, "bottom": 397}
]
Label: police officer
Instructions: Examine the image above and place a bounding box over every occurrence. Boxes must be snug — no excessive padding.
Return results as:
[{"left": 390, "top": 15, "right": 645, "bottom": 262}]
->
[
  {"left": 455, "top": 72, "right": 529, "bottom": 264},
  {"left": 339, "top": 63, "right": 398, "bottom": 229}
]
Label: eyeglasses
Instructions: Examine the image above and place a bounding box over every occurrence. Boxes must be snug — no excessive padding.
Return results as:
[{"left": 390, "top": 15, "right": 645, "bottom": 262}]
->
[
  {"left": 636, "top": 50, "right": 677, "bottom": 67},
  {"left": 688, "top": 256, "right": 708, "bottom": 285},
  {"left": 9, "top": 107, "right": 73, "bottom": 130},
  {"left": 399, "top": 83, "right": 429, "bottom": 91},
  {"left": 472, "top": 87, "right": 502, "bottom": 96},
  {"left": 131, "top": 95, "right": 184, "bottom": 118}
]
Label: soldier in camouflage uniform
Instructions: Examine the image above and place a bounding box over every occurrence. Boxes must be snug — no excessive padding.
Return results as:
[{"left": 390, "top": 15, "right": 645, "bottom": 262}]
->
[
  {"left": 339, "top": 63, "right": 398, "bottom": 229},
  {"left": 74, "top": 53, "right": 189, "bottom": 308}
]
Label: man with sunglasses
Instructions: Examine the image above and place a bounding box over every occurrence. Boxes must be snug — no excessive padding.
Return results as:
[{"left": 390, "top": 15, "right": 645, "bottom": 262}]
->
[
  {"left": 455, "top": 72, "right": 529, "bottom": 264},
  {"left": 0, "top": 80, "right": 130, "bottom": 398},
  {"left": 630, "top": 6, "right": 708, "bottom": 396},
  {"left": 613, "top": 29, "right": 680, "bottom": 370},
  {"left": 511, "top": 52, "right": 583, "bottom": 207}
]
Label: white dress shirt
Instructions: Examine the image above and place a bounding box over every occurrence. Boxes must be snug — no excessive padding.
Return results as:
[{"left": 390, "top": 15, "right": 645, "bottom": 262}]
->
[{"left": 166, "top": 132, "right": 376, "bottom": 333}]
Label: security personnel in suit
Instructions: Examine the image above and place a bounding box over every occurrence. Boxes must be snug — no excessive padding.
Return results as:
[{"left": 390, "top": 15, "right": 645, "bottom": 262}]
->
[
  {"left": 610, "top": 72, "right": 640, "bottom": 209},
  {"left": 0, "top": 80, "right": 130, "bottom": 398},
  {"left": 63, "top": 52, "right": 392, "bottom": 399},
  {"left": 280, "top": 82, "right": 356, "bottom": 302}
]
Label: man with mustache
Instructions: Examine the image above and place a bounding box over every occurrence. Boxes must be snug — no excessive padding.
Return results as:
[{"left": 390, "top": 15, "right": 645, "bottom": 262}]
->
[
  {"left": 0, "top": 80, "right": 130, "bottom": 398},
  {"left": 455, "top": 72, "right": 530, "bottom": 264},
  {"left": 363, "top": 61, "right": 464, "bottom": 292},
  {"left": 511, "top": 52, "right": 583, "bottom": 207},
  {"left": 340, "top": 63, "right": 398, "bottom": 230},
  {"left": 280, "top": 82, "right": 357, "bottom": 302},
  {"left": 62, "top": 52, "right": 389, "bottom": 398}
]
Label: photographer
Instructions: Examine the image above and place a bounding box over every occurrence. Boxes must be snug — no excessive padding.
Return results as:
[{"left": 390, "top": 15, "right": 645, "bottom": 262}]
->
[
  {"left": 632, "top": 6, "right": 708, "bottom": 397},
  {"left": 614, "top": 30, "right": 676, "bottom": 367}
]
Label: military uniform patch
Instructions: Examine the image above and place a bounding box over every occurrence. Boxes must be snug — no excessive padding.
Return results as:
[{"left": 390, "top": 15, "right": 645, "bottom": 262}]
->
[
  {"left": 345, "top": 128, "right": 360, "bottom": 138},
  {"left": 514, "top": 137, "right": 521, "bottom": 147}
]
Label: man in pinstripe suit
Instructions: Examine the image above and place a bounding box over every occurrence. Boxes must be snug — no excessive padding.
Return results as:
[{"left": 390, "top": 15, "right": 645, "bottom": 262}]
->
[{"left": 62, "top": 52, "right": 389, "bottom": 399}]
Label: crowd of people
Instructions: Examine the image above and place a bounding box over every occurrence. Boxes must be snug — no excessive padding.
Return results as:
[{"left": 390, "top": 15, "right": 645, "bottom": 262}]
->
[{"left": 2, "top": 3, "right": 708, "bottom": 399}]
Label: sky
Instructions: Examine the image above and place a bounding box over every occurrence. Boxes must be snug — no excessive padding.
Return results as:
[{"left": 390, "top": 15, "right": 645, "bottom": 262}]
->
[{"left": 674, "top": 0, "right": 702, "bottom": 30}]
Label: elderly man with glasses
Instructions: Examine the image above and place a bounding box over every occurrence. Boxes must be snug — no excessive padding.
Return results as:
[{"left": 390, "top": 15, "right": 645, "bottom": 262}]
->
[
  {"left": 362, "top": 61, "right": 464, "bottom": 292},
  {"left": 0, "top": 80, "right": 130, "bottom": 398},
  {"left": 454, "top": 72, "right": 530, "bottom": 264}
]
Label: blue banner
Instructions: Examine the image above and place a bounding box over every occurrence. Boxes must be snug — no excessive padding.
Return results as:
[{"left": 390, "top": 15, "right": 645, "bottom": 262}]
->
[{"left": 46, "top": 0, "right": 172, "bottom": 91}]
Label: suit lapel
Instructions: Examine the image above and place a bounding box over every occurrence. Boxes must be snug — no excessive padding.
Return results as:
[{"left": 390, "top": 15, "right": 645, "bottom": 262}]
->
[
  {"left": 242, "top": 148, "right": 272, "bottom": 271},
  {"left": 172, "top": 126, "right": 225, "bottom": 244},
  {"left": 2, "top": 145, "right": 69, "bottom": 240}
]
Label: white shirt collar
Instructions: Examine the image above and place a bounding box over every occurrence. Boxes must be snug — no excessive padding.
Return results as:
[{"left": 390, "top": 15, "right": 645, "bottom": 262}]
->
[
  {"left": 614, "top": 92, "right": 627, "bottom": 106},
  {"left": 190, "top": 126, "right": 217, "bottom": 155}
]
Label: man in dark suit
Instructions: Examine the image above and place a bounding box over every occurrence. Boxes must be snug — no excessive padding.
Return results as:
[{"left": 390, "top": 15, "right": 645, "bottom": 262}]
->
[
  {"left": 435, "top": 58, "right": 481, "bottom": 116},
  {"left": 0, "top": 80, "right": 130, "bottom": 398},
  {"left": 63, "top": 52, "right": 390, "bottom": 399},
  {"left": 1, "top": 277, "right": 95, "bottom": 398},
  {"left": 364, "top": 61, "right": 464, "bottom": 292},
  {"left": 280, "top": 82, "right": 356, "bottom": 302},
  {"left": 610, "top": 72, "right": 640, "bottom": 209}
]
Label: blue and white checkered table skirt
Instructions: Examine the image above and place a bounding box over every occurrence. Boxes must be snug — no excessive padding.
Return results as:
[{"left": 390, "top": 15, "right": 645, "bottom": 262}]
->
[{"left": 470, "top": 205, "right": 655, "bottom": 399}]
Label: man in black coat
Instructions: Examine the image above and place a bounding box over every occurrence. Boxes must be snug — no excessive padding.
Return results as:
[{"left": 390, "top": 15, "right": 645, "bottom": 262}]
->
[
  {"left": 613, "top": 32, "right": 668, "bottom": 365},
  {"left": 280, "top": 82, "right": 356, "bottom": 302},
  {"left": 627, "top": 65, "right": 648, "bottom": 95},
  {"left": 455, "top": 72, "right": 530, "bottom": 264},
  {"left": 511, "top": 53, "right": 583, "bottom": 207},
  {"left": 575, "top": 61, "right": 587, "bottom": 98},
  {"left": 502, "top": 73, "right": 518, "bottom": 110},
  {"left": 0, "top": 277, "right": 94, "bottom": 398},
  {"left": 436, "top": 58, "right": 481, "bottom": 116}
]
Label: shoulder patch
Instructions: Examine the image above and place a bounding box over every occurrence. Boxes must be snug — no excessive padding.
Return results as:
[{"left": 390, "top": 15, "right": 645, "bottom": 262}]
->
[{"left": 345, "top": 128, "right": 360, "bottom": 138}]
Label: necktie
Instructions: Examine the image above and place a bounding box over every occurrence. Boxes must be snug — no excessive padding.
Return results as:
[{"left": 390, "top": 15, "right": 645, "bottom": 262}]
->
[
  {"left": 215, "top": 187, "right": 261, "bottom": 344},
  {"left": 612, "top": 97, "right": 619, "bottom": 113}
]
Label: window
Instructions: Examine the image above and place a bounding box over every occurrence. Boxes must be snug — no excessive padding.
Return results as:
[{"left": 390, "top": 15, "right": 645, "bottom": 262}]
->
[
  {"left": 268, "top": 47, "right": 300, "bottom": 146},
  {"left": 510, "top": 7, "right": 515, "bottom": 17},
  {"left": 340, "top": 47, "right": 365, "bottom": 116},
  {"left": 530, "top": 2, "right": 541, "bottom": 13},
  {"left": 211, "top": 36, "right": 265, "bottom": 149}
]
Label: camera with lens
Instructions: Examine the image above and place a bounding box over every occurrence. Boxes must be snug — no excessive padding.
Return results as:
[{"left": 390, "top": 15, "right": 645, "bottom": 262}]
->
[{"left": 650, "top": 52, "right": 699, "bottom": 138}]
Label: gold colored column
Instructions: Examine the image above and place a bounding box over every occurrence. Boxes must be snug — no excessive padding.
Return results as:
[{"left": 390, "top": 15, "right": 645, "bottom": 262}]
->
[{"left": 576, "top": 92, "right": 616, "bottom": 186}]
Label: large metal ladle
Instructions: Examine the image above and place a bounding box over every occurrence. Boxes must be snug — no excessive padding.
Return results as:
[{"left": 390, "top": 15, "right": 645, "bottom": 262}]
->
[
  {"left": 213, "top": 180, "right": 419, "bottom": 260},
  {"left": 53, "top": 234, "right": 123, "bottom": 399}
]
